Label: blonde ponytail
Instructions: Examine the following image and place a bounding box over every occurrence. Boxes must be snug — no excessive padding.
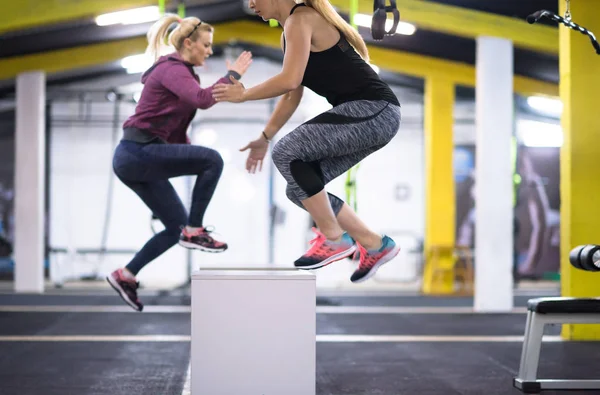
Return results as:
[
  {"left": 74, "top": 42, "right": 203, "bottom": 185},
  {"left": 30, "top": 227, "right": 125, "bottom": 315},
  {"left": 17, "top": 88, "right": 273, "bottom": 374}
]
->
[
  {"left": 145, "top": 14, "right": 214, "bottom": 62},
  {"left": 302, "top": 0, "right": 369, "bottom": 61}
]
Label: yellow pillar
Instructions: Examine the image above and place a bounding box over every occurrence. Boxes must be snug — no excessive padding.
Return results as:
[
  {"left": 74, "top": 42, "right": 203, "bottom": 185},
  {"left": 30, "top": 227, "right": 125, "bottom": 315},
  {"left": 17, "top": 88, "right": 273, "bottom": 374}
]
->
[
  {"left": 422, "top": 76, "right": 456, "bottom": 294},
  {"left": 560, "top": 0, "right": 600, "bottom": 339}
]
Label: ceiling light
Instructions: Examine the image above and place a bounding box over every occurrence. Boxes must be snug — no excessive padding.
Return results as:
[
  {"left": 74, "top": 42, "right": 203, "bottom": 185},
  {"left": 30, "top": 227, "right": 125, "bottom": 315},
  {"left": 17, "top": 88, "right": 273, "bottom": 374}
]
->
[
  {"left": 353, "top": 14, "right": 416, "bottom": 35},
  {"left": 526, "top": 96, "right": 563, "bottom": 117},
  {"left": 518, "top": 120, "right": 563, "bottom": 147},
  {"left": 95, "top": 6, "right": 160, "bottom": 26},
  {"left": 121, "top": 54, "right": 153, "bottom": 74}
]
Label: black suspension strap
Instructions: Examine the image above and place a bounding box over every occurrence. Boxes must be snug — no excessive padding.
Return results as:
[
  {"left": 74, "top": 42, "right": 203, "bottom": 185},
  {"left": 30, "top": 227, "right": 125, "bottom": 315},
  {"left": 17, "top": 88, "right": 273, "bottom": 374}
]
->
[
  {"left": 526, "top": 0, "right": 600, "bottom": 54},
  {"left": 371, "top": 0, "right": 400, "bottom": 40}
]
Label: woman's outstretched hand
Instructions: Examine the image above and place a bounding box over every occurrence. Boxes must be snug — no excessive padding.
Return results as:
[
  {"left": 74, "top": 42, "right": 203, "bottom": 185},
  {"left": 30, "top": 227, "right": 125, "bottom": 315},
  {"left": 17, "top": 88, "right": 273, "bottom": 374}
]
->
[
  {"left": 239, "top": 137, "right": 269, "bottom": 174},
  {"left": 213, "top": 51, "right": 252, "bottom": 103},
  {"left": 226, "top": 51, "right": 253, "bottom": 77},
  {"left": 213, "top": 76, "right": 246, "bottom": 103}
]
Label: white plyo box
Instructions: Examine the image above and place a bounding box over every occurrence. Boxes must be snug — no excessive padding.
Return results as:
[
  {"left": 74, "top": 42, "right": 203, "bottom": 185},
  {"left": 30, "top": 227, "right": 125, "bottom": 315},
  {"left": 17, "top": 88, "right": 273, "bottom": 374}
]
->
[{"left": 191, "top": 269, "right": 316, "bottom": 395}]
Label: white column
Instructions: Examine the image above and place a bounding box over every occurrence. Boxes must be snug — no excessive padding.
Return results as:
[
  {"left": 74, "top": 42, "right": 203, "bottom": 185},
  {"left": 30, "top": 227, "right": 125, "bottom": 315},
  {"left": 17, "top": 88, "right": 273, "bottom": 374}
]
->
[
  {"left": 474, "top": 37, "right": 514, "bottom": 312},
  {"left": 14, "top": 71, "right": 46, "bottom": 293}
]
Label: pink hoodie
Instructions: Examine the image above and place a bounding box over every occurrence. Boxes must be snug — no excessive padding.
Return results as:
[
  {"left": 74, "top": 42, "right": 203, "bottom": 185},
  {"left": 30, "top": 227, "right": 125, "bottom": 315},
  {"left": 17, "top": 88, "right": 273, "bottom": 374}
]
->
[{"left": 123, "top": 52, "right": 237, "bottom": 144}]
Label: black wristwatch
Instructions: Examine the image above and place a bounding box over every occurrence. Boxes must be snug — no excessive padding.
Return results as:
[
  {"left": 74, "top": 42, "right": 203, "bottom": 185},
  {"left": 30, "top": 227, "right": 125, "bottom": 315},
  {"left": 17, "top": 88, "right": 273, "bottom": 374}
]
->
[{"left": 225, "top": 70, "right": 242, "bottom": 80}]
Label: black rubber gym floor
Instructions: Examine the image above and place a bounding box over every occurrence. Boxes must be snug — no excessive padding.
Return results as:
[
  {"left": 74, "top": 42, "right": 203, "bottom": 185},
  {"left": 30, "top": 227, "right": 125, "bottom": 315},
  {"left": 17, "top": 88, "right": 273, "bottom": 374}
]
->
[
  {"left": 0, "top": 292, "right": 191, "bottom": 306},
  {"left": 0, "top": 342, "right": 190, "bottom": 395},
  {"left": 317, "top": 342, "right": 600, "bottom": 395},
  {"left": 0, "top": 292, "right": 553, "bottom": 307},
  {"left": 0, "top": 311, "right": 560, "bottom": 337},
  {"left": 2, "top": 290, "right": 596, "bottom": 395}
]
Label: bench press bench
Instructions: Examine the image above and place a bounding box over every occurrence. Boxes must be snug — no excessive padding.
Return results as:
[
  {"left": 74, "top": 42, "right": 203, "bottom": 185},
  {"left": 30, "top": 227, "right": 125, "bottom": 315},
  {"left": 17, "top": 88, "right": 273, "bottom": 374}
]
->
[{"left": 513, "top": 297, "right": 600, "bottom": 394}]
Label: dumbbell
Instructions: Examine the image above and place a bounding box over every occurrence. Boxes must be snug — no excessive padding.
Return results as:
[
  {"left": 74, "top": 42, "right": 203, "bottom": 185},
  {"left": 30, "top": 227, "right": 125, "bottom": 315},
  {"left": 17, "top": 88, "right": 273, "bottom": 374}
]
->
[{"left": 569, "top": 245, "right": 600, "bottom": 272}]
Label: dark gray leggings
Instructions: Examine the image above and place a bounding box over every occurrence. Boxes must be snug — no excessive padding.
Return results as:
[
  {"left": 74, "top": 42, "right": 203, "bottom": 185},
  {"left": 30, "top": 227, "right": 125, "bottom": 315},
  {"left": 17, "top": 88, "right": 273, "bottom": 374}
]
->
[{"left": 271, "top": 100, "right": 401, "bottom": 215}]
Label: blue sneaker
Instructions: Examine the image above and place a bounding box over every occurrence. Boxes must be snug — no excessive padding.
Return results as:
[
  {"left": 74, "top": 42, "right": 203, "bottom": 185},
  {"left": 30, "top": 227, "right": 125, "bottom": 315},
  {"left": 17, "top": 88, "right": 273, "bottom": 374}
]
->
[
  {"left": 294, "top": 228, "right": 357, "bottom": 270},
  {"left": 350, "top": 235, "right": 401, "bottom": 283}
]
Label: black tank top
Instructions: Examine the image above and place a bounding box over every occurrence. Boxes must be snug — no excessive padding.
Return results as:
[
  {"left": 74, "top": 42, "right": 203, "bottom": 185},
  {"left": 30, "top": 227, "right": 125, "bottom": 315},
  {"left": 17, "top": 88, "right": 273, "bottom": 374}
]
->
[{"left": 283, "top": 3, "right": 399, "bottom": 107}]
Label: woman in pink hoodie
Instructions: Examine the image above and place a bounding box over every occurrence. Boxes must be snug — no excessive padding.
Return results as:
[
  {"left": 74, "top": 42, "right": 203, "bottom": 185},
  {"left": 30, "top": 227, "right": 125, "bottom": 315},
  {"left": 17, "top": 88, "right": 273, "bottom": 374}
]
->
[{"left": 108, "top": 14, "right": 252, "bottom": 311}]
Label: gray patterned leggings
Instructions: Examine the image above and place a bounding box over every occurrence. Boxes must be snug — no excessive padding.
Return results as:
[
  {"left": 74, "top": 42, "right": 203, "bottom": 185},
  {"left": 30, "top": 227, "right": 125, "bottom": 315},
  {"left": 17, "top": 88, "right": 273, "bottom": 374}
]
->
[{"left": 271, "top": 99, "right": 401, "bottom": 216}]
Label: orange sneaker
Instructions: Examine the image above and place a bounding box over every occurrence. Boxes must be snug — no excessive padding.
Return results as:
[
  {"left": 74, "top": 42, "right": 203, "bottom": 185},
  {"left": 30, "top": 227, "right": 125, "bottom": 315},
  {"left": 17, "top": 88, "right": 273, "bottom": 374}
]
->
[{"left": 294, "top": 228, "right": 356, "bottom": 270}]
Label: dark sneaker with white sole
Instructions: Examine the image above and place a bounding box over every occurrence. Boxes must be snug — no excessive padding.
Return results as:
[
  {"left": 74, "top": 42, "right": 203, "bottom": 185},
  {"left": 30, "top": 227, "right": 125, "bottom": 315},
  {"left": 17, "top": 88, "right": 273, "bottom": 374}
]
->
[
  {"left": 178, "top": 226, "right": 228, "bottom": 252},
  {"left": 106, "top": 269, "right": 143, "bottom": 312},
  {"left": 350, "top": 235, "right": 401, "bottom": 283}
]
